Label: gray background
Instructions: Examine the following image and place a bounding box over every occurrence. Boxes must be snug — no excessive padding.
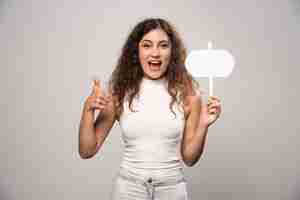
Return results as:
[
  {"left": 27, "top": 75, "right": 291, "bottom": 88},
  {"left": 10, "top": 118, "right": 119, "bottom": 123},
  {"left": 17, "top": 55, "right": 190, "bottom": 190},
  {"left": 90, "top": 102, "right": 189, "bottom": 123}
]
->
[{"left": 1, "top": 0, "right": 299, "bottom": 199}]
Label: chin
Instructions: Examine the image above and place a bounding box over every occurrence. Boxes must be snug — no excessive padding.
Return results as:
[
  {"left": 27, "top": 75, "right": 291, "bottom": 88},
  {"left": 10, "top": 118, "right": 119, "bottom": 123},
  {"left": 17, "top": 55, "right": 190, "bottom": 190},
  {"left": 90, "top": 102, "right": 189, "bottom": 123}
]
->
[
  {"left": 145, "top": 71, "right": 167, "bottom": 80},
  {"left": 144, "top": 66, "right": 168, "bottom": 79}
]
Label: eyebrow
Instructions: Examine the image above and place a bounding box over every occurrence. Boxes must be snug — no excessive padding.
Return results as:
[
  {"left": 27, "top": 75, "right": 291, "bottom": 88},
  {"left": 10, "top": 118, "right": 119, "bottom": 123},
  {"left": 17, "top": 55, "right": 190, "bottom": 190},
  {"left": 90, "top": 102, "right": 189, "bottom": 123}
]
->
[{"left": 141, "top": 39, "right": 169, "bottom": 44}]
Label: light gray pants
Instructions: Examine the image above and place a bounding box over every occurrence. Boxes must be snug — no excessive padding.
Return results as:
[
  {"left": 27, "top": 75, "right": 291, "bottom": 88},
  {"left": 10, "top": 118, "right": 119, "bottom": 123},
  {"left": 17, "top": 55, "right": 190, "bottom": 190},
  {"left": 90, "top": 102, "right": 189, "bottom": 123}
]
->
[{"left": 110, "top": 167, "right": 189, "bottom": 200}]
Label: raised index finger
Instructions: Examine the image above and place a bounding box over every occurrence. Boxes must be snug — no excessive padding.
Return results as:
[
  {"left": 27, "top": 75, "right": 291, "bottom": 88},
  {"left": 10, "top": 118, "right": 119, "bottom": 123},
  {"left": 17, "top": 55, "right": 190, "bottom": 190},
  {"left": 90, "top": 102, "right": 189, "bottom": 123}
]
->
[
  {"left": 91, "top": 80, "right": 102, "bottom": 97},
  {"left": 208, "top": 96, "right": 221, "bottom": 102}
]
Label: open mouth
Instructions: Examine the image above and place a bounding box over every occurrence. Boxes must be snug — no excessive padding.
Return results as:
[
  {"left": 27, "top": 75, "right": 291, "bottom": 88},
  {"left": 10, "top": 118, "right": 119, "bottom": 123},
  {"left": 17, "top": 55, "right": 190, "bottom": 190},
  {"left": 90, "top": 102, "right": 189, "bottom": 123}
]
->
[{"left": 148, "top": 60, "right": 162, "bottom": 70}]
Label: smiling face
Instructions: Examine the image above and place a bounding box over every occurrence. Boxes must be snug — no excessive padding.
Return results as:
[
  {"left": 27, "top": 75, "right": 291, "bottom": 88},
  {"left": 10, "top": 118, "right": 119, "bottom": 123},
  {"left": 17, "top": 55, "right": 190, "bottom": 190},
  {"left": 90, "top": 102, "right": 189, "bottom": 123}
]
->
[{"left": 138, "top": 29, "right": 171, "bottom": 80}]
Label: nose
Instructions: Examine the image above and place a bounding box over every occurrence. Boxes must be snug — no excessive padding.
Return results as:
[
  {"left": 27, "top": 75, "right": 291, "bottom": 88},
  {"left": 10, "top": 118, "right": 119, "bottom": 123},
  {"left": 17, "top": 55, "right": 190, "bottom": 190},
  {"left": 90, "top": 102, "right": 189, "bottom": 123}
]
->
[{"left": 150, "top": 47, "right": 160, "bottom": 58}]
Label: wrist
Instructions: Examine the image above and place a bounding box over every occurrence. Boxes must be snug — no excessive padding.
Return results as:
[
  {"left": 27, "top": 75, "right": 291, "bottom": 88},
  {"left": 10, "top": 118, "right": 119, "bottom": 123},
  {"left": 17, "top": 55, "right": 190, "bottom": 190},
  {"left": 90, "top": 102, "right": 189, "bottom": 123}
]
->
[{"left": 82, "top": 105, "right": 94, "bottom": 116}]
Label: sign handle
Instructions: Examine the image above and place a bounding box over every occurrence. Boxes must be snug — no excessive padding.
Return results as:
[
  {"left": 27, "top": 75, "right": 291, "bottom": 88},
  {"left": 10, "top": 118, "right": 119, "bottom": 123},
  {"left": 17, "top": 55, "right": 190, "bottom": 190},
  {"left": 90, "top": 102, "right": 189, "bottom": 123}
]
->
[{"left": 208, "top": 41, "right": 213, "bottom": 96}]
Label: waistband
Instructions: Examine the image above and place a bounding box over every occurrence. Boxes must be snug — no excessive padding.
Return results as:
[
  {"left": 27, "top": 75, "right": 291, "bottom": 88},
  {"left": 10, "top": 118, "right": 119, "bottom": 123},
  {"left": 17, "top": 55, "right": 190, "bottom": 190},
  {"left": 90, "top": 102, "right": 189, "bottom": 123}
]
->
[{"left": 117, "top": 167, "right": 186, "bottom": 200}]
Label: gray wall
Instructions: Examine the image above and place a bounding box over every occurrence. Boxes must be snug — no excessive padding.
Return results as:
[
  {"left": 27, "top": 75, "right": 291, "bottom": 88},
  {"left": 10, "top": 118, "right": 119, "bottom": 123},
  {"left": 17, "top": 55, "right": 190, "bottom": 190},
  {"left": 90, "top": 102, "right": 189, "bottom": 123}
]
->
[{"left": 1, "top": 0, "right": 299, "bottom": 199}]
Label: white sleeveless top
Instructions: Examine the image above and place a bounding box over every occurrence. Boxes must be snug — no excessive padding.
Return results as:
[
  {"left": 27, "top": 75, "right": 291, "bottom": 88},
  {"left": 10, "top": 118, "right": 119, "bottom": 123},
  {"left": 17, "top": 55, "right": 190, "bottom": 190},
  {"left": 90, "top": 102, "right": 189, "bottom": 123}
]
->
[{"left": 119, "top": 77, "right": 186, "bottom": 175}]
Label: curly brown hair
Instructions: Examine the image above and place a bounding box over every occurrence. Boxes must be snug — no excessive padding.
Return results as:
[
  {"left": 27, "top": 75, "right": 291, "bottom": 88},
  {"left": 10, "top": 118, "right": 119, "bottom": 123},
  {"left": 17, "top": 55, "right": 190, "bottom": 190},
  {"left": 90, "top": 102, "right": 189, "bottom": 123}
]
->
[{"left": 109, "top": 18, "right": 199, "bottom": 119}]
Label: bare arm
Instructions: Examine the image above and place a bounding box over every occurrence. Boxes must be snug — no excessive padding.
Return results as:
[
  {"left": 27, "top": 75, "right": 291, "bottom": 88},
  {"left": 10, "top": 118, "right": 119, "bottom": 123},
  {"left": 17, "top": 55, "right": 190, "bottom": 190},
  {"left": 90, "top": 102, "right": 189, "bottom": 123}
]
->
[
  {"left": 181, "top": 93, "right": 222, "bottom": 166},
  {"left": 78, "top": 106, "right": 97, "bottom": 159},
  {"left": 93, "top": 98, "right": 117, "bottom": 155},
  {"left": 78, "top": 82, "right": 118, "bottom": 159},
  {"left": 181, "top": 94, "right": 209, "bottom": 166}
]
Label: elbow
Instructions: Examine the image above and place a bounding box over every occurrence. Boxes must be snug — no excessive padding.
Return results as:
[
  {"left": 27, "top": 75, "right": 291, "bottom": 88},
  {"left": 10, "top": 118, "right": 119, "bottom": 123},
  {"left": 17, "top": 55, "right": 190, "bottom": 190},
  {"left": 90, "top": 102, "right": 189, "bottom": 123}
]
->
[
  {"left": 79, "top": 152, "right": 94, "bottom": 159},
  {"left": 78, "top": 142, "right": 99, "bottom": 159},
  {"left": 182, "top": 151, "right": 204, "bottom": 167},
  {"left": 78, "top": 148, "right": 96, "bottom": 159},
  {"left": 183, "top": 158, "right": 197, "bottom": 167}
]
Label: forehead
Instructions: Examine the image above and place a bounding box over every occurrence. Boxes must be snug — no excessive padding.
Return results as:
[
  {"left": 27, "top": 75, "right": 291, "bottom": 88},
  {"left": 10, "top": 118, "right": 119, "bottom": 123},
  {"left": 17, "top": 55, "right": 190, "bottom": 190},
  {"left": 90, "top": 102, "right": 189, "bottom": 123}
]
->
[{"left": 141, "top": 29, "right": 170, "bottom": 42}]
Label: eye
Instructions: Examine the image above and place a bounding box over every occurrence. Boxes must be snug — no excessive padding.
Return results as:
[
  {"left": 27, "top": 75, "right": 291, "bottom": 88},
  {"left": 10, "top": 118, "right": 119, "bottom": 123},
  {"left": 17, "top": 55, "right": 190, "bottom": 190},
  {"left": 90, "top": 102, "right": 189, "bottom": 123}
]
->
[
  {"left": 160, "top": 43, "right": 169, "bottom": 49},
  {"left": 142, "top": 43, "right": 151, "bottom": 48}
]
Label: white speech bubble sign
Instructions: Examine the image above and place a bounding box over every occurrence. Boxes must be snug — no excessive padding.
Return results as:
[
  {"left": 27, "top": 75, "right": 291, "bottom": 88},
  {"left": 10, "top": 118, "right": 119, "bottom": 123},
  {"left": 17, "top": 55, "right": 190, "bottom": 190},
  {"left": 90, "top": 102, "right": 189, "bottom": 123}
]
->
[
  {"left": 185, "top": 42, "right": 235, "bottom": 96},
  {"left": 185, "top": 50, "right": 235, "bottom": 77}
]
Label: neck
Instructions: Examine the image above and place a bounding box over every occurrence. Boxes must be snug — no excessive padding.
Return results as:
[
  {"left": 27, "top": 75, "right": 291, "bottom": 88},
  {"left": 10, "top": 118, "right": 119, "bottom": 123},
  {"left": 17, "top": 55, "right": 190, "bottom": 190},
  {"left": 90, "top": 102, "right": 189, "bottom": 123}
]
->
[
  {"left": 143, "top": 76, "right": 165, "bottom": 82},
  {"left": 142, "top": 76, "right": 167, "bottom": 86},
  {"left": 143, "top": 74, "right": 166, "bottom": 81}
]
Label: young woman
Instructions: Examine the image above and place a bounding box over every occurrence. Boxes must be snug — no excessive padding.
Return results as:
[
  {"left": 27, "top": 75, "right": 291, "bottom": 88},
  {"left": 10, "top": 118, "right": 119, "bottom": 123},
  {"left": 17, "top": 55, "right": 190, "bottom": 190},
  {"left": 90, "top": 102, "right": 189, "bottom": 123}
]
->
[{"left": 78, "top": 18, "right": 221, "bottom": 200}]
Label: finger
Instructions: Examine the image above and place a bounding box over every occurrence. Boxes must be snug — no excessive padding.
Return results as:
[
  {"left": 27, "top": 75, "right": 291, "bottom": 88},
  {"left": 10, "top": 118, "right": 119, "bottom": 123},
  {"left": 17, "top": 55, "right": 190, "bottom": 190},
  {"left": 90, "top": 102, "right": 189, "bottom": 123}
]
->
[
  {"left": 209, "top": 104, "right": 222, "bottom": 113},
  {"left": 207, "top": 99, "right": 213, "bottom": 107},
  {"left": 93, "top": 79, "right": 100, "bottom": 87},
  {"left": 208, "top": 100, "right": 217, "bottom": 108},
  {"left": 213, "top": 96, "right": 221, "bottom": 103},
  {"left": 208, "top": 96, "right": 221, "bottom": 103},
  {"left": 91, "top": 97, "right": 107, "bottom": 108},
  {"left": 210, "top": 107, "right": 222, "bottom": 116},
  {"left": 91, "top": 80, "right": 102, "bottom": 97},
  {"left": 209, "top": 107, "right": 217, "bottom": 113},
  {"left": 106, "top": 93, "right": 113, "bottom": 100},
  {"left": 209, "top": 95, "right": 219, "bottom": 99},
  {"left": 208, "top": 104, "right": 216, "bottom": 110},
  {"left": 209, "top": 110, "right": 219, "bottom": 117},
  {"left": 92, "top": 80, "right": 98, "bottom": 91},
  {"left": 92, "top": 102, "right": 105, "bottom": 110},
  {"left": 210, "top": 97, "right": 222, "bottom": 104},
  {"left": 207, "top": 97, "right": 217, "bottom": 105},
  {"left": 209, "top": 101, "right": 221, "bottom": 108},
  {"left": 97, "top": 96, "right": 110, "bottom": 103},
  {"left": 95, "top": 98, "right": 109, "bottom": 106},
  {"left": 94, "top": 80, "right": 102, "bottom": 97},
  {"left": 104, "top": 95, "right": 112, "bottom": 102},
  {"left": 90, "top": 82, "right": 97, "bottom": 96},
  {"left": 90, "top": 85, "right": 95, "bottom": 96}
]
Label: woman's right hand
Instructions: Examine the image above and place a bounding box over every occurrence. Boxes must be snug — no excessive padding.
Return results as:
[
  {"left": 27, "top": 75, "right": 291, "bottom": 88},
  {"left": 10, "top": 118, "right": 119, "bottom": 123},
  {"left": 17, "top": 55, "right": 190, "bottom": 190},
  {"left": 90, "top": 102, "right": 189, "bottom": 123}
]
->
[{"left": 83, "top": 80, "right": 111, "bottom": 113}]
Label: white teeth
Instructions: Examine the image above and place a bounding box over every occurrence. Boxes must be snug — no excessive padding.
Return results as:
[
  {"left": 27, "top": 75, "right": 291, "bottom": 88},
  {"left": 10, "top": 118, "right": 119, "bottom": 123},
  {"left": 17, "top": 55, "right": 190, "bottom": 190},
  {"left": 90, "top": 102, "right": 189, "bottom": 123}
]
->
[{"left": 149, "top": 61, "right": 161, "bottom": 64}]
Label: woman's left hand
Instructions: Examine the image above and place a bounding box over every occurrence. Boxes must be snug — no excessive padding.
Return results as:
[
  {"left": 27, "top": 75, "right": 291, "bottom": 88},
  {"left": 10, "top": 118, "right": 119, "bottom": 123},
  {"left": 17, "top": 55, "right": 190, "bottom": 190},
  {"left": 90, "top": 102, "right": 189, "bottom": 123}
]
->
[{"left": 200, "top": 96, "right": 222, "bottom": 127}]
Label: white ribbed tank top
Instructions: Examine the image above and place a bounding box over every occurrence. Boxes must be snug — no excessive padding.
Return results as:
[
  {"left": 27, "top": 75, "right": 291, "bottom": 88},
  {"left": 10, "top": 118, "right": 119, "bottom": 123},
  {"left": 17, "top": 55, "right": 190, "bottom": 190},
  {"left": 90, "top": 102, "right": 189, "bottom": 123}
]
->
[{"left": 119, "top": 77, "right": 186, "bottom": 176}]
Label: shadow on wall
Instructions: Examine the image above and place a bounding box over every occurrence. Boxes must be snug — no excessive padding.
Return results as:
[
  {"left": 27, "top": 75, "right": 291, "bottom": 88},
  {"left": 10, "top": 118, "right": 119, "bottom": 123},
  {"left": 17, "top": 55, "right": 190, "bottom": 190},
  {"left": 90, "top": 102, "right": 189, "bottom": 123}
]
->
[
  {"left": 0, "top": 0, "right": 8, "bottom": 20},
  {"left": 0, "top": 185, "right": 13, "bottom": 200},
  {"left": 0, "top": 0, "right": 7, "bottom": 9},
  {"left": 289, "top": 0, "right": 300, "bottom": 14},
  {"left": 288, "top": 176, "right": 300, "bottom": 200}
]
